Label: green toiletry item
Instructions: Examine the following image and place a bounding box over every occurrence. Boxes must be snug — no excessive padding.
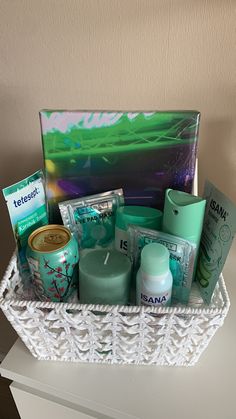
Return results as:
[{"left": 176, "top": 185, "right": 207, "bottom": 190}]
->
[
  {"left": 196, "top": 181, "right": 236, "bottom": 304},
  {"left": 59, "top": 189, "right": 124, "bottom": 250},
  {"left": 128, "top": 225, "right": 195, "bottom": 305},
  {"left": 2, "top": 170, "right": 49, "bottom": 285},
  {"left": 115, "top": 205, "right": 163, "bottom": 254},
  {"left": 162, "top": 189, "right": 206, "bottom": 276},
  {"left": 136, "top": 243, "right": 173, "bottom": 307}
]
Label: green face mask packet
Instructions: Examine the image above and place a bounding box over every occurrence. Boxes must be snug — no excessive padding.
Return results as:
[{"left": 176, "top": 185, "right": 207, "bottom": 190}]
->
[
  {"left": 196, "top": 181, "right": 236, "bottom": 304},
  {"left": 59, "top": 189, "right": 124, "bottom": 250},
  {"left": 128, "top": 225, "right": 195, "bottom": 305},
  {"left": 2, "top": 170, "right": 49, "bottom": 283}
]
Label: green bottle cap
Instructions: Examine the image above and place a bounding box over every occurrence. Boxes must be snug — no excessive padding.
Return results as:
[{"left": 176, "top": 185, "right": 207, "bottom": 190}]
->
[
  {"left": 116, "top": 206, "right": 162, "bottom": 231},
  {"left": 162, "top": 189, "right": 206, "bottom": 242},
  {"left": 140, "top": 243, "right": 170, "bottom": 276}
]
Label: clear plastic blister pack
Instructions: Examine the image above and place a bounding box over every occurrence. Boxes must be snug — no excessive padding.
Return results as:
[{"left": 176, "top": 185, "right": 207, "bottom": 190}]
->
[
  {"left": 128, "top": 225, "right": 196, "bottom": 305},
  {"left": 59, "top": 189, "right": 124, "bottom": 250}
]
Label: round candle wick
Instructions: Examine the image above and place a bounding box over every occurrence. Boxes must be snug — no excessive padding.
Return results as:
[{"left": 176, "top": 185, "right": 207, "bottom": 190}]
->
[{"left": 104, "top": 252, "right": 110, "bottom": 265}]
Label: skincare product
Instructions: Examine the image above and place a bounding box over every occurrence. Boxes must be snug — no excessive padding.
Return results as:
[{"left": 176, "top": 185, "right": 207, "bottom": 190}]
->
[
  {"left": 128, "top": 225, "right": 195, "bottom": 304},
  {"left": 2, "top": 170, "right": 48, "bottom": 284},
  {"left": 162, "top": 189, "right": 206, "bottom": 275},
  {"left": 115, "top": 206, "right": 162, "bottom": 254},
  {"left": 136, "top": 243, "right": 173, "bottom": 306},
  {"left": 59, "top": 189, "right": 124, "bottom": 250},
  {"left": 79, "top": 249, "right": 131, "bottom": 305},
  {"left": 196, "top": 181, "right": 236, "bottom": 304}
]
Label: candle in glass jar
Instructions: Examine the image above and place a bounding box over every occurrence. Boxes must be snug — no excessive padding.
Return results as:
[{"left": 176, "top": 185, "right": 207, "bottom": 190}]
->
[{"left": 79, "top": 249, "right": 131, "bottom": 305}]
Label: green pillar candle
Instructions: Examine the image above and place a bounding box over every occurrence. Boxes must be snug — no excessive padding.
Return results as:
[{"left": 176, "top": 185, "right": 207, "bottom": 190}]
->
[{"left": 79, "top": 249, "right": 131, "bottom": 305}]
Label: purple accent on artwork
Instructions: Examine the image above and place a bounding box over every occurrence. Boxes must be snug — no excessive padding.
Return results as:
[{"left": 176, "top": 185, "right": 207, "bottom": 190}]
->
[{"left": 57, "top": 179, "right": 82, "bottom": 195}]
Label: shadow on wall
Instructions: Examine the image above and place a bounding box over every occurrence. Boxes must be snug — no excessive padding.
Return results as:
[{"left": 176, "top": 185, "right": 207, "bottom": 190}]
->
[
  {"left": 0, "top": 149, "right": 42, "bottom": 355},
  {"left": 0, "top": 150, "right": 42, "bottom": 278},
  {"left": 198, "top": 118, "right": 236, "bottom": 202},
  {"left": 0, "top": 87, "right": 43, "bottom": 278}
]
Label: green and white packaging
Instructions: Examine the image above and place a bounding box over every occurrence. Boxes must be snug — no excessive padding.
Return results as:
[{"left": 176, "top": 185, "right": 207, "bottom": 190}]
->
[
  {"left": 162, "top": 189, "right": 206, "bottom": 277},
  {"left": 196, "top": 181, "right": 236, "bottom": 304},
  {"left": 59, "top": 189, "right": 124, "bottom": 250},
  {"left": 128, "top": 225, "right": 195, "bottom": 305},
  {"left": 2, "top": 170, "right": 49, "bottom": 282}
]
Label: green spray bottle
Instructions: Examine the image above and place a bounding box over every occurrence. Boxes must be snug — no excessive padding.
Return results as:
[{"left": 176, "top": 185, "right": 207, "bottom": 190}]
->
[{"left": 162, "top": 189, "right": 206, "bottom": 278}]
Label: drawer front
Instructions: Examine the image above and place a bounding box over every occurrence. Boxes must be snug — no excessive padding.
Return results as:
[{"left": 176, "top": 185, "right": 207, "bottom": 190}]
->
[{"left": 10, "top": 382, "right": 98, "bottom": 419}]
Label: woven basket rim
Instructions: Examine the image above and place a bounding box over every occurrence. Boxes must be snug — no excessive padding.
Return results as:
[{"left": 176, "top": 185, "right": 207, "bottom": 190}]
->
[{"left": 0, "top": 252, "right": 230, "bottom": 316}]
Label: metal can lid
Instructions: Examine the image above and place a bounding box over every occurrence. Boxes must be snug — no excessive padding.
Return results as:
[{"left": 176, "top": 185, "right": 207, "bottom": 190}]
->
[{"left": 28, "top": 225, "right": 71, "bottom": 253}]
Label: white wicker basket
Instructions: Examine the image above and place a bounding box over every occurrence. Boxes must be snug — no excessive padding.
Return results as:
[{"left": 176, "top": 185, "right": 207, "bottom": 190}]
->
[{"left": 0, "top": 253, "right": 230, "bottom": 366}]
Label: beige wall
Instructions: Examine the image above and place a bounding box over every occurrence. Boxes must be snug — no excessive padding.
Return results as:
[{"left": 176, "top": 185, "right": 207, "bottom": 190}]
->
[{"left": 0, "top": 0, "right": 235, "bottom": 352}]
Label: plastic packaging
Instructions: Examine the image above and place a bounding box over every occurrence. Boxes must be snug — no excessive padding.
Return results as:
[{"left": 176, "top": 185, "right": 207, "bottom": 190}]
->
[
  {"left": 2, "top": 170, "right": 48, "bottom": 283},
  {"left": 115, "top": 205, "right": 162, "bottom": 254},
  {"left": 128, "top": 225, "right": 195, "bottom": 305},
  {"left": 136, "top": 243, "right": 173, "bottom": 306},
  {"left": 59, "top": 189, "right": 124, "bottom": 250},
  {"left": 162, "top": 189, "right": 206, "bottom": 276},
  {"left": 196, "top": 181, "right": 236, "bottom": 304}
]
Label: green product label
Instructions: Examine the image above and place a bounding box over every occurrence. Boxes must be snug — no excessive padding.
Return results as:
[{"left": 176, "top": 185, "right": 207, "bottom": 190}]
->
[
  {"left": 74, "top": 206, "right": 115, "bottom": 249},
  {"left": 17, "top": 205, "right": 48, "bottom": 247},
  {"left": 129, "top": 228, "right": 195, "bottom": 305},
  {"left": 197, "top": 181, "right": 236, "bottom": 304}
]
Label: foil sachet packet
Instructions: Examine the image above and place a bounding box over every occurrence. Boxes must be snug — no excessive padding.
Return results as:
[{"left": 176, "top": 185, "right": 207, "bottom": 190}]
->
[
  {"left": 59, "top": 189, "right": 124, "bottom": 250},
  {"left": 2, "top": 170, "right": 49, "bottom": 285},
  {"left": 128, "top": 225, "right": 195, "bottom": 305}
]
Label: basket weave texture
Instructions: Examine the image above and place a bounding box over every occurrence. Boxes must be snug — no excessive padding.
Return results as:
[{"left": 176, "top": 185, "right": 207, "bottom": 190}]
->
[{"left": 0, "top": 253, "right": 230, "bottom": 366}]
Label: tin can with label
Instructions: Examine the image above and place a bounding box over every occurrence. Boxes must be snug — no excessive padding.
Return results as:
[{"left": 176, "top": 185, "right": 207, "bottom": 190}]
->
[{"left": 26, "top": 225, "right": 79, "bottom": 302}]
